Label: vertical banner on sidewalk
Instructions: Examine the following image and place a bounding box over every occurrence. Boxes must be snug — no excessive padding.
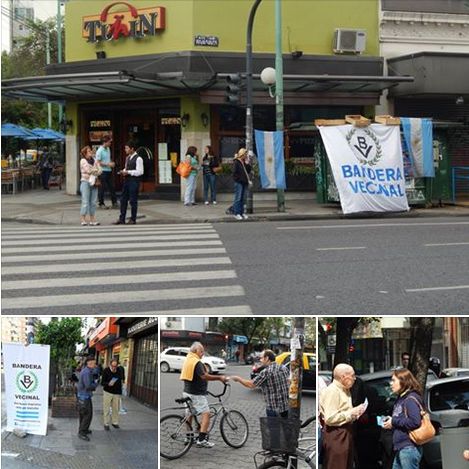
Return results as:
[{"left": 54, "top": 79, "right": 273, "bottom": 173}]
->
[
  {"left": 401, "top": 117, "right": 434, "bottom": 178},
  {"left": 318, "top": 124, "right": 409, "bottom": 214},
  {"left": 3, "top": 343, "right": 50, "bottom": 436},
  {"left": 254, "top": 129, "right": 286, "bottom": 189}
]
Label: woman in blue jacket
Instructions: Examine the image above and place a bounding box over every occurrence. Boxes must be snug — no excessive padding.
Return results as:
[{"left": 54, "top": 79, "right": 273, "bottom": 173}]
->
[{"left": 383, "top": 368, "right": 424, "bottom": 469}]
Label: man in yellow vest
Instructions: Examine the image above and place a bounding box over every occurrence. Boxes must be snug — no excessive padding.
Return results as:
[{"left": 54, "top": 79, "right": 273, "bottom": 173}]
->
[{"left": 180, "top": 342, "right": 228, "bottom": 448}]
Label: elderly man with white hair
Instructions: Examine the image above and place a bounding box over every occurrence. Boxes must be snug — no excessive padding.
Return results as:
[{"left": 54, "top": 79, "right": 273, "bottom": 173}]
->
[
  {"left": 180, "top": 342, "right": 228, "bottom": 448},
  {"left": 319, "top": 363, "right": 366, "bottom": 469}
]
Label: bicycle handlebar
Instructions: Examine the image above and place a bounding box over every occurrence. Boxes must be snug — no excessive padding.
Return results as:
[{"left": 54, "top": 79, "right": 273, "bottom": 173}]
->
[{"left": 206, "top": 382, "right": 230, "bottom": 398}]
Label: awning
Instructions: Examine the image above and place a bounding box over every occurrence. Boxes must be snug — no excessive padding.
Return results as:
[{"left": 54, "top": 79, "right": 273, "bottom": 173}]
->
[{"left": 388, "top": 52, "right": 469, "bottom": 98}]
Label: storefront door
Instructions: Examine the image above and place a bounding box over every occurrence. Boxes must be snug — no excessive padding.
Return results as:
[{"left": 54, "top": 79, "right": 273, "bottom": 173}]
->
[
  {"left": 122, "top": 114, "right": 157, "bottom": 192},
  {"left": 130, "top": 333, "right": 158, "bottom": 408}
]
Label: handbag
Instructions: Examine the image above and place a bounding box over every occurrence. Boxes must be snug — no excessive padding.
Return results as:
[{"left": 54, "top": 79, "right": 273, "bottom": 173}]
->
[
  {"left": 176, "top": 160, "right": 192, "bottom": 178},
  {"left": 405, "top": 395, "right": 435, "bottom": 445}
]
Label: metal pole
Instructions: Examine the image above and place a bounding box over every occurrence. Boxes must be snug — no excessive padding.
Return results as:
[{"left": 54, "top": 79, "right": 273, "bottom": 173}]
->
[
  {"left": 46, "top": 30, "right": 52, "bottom": 128},
  {"left": 275, "top": 0, "right": 285, "bottom": 212},
  {"left": 245, "top": 0, "right": 262, "bottom": 214},
  {"left": 288, "top": 317, "right": 304, "bottom": 469},
  {"left": 57, "top": 0, "right": 63, "bottom": 126}
]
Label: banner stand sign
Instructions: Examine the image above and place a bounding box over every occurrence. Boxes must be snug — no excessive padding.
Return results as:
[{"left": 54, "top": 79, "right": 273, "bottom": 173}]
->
[
  {"left": 318, "top": 124, "right": 409, "bottom": 214},
  {"left": 3, "top": 343, "right": 51, "bottom": 436}
]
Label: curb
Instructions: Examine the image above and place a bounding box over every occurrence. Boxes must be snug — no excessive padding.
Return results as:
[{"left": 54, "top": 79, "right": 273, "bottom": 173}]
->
[{"left": 3, "top": 209, "right": 469, "bottom": 226}]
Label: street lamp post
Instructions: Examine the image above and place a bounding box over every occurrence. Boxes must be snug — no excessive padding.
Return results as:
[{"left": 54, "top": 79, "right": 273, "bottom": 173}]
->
[
  {"left": 275, "top": 0, "right": 285, "bottom": 212},
  {"left": 245, "top": 0, "right": 262, "bottom": 214}
]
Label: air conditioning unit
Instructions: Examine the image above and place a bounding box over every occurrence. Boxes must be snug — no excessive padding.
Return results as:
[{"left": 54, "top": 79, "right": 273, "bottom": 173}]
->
[{"left": 333, "top": 29, "right": 366, "bottom": 54}]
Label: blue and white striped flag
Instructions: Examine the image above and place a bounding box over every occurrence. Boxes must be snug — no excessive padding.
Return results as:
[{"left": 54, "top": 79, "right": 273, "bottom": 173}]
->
[
  {"left": 254, "top": 130, "right": 286, "bottom": 189},
  {"left": 401, "top": 118, "right": 434, "bottom": 178}
]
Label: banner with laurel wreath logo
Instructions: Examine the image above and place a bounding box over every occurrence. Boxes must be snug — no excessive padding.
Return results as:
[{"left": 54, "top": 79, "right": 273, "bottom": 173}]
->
[{"left": 318, "top": 124, "right": 409, "bottom": 214}]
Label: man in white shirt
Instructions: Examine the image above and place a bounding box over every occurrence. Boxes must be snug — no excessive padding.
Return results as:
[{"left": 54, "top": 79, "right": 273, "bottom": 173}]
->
[
  {"left": 96, "top": 135, "right": 117, "bottom": 209},
  {"left": 114, "top": 141, "right": 144, "bottom": 225}
]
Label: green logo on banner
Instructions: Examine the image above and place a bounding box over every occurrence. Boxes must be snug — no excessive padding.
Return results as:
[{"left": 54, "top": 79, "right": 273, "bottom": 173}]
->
[{"left": 16, "top": 370, "right": 39, "bottom": 393}]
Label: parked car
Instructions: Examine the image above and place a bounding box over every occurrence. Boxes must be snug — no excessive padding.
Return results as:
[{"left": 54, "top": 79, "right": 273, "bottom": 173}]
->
[
  {"left": 318, "top": 370, "right": 332, "bottom": 386},
  {"left": 250, "top": 352, "right": 316, "bottom": 391},
  {"left": 355, "top": 371, "right": 468, "bottom": 469},
  {"left": 441, "top": 367, "right": 469, "bottom": 378},
  {"left": 245, "top": 351, "right": 262, "bottom": 365},
  {"left": 160, "top": 347, "right": 226, "bottom": 374}
]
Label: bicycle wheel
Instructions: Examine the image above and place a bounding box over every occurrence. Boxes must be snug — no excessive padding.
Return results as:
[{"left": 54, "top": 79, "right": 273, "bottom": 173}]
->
[
  {"left": 257, "top": 460, "right": 288, "bottom": 469},
  {"left": 219, "top": 409, "right": 249, "bottom": 448},
  {"left": 160, "top": 414, "right": 193, "bottom": 460}
]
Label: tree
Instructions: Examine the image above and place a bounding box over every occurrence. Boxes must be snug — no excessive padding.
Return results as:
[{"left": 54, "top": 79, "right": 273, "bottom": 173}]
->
[
  {"left": 217, "top": 317, "right": 267, "bottom": 349},
  {"left": 1, "top": 17, "right": 65, "bottom": 129},
  {"left": 409, "top": 317, "right": 435, "bottom": 392},
  {"left": 35, "top": 317, "right": 83, "bottom": 395}
]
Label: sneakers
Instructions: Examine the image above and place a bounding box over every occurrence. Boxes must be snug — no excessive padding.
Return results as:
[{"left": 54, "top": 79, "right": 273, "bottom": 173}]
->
[
  {"left": 242, "top": 214, "right": 249, "bottom": 220},
  {"left": 212, "top": 201, "right": 217, "bottom": 205},
  {"left": 78, "top": 433, "right": 90, "bottom": 441},
  {"left": 80, "top": 221, "right": 87, "bottom": 226},
  {"left": 204, "top": 201, "right": 209, "bottom": 205},
  {"left": 89, "top": 221, "right": 100, "bottom": 226},
  {"left": 234, "top": 214, "right": 243, "bottom": 221},
  {"left": 196, "top": 438, "right": 215, "bottom": 448},
  {"left": 111, "top": 424, "right": 120, "bottom": 429}
]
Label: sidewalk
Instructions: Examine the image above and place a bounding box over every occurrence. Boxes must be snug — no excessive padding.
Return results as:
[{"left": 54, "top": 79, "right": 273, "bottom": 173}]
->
[
  {"left": 2, "top": 189, "right": 469, "bottom": 225},
  {"left": 1, "top": 387, "right": 157, "bottom": 469}
]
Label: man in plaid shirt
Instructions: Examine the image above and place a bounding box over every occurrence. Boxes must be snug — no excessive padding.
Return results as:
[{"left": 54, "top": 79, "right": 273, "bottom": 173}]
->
[{"left": 232, "top": 349, "right": 290, "bottom": 417}]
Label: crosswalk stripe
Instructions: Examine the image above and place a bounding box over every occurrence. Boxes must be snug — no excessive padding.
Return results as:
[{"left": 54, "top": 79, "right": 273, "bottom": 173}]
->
[
  {"left": 2, "top": 285, "right": 246, "bottom": 309},
  {"left": 2, "top": 240, "right": 223, "bottom": 255},
  {"left": 2, "top": 270, "right": 238, "bottom": 291},
  {"left": 2, "top": 229, "right": 216, "bottom": 241},
  {"left": 139, "top": 305, "right": 253, "bottom": 315},
  {"left": 2, "top": 256, "right": 232, "bottom": 275},
  {"left": 1, "top": 223, "right": 210, "bottom": 234},
  {"left": 2, "top": 233, "right": 220, "bottom": 246},
  {"left": 2, "top": 247, "right": 227, "bottom": 264}
]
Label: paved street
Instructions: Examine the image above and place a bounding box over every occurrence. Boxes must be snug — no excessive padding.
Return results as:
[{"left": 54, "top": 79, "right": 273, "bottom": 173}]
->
[
  {"left": 216, "top": 216, "right": 469, "bottom": 315},
  {"left": 160, "top": 364, "right": 316, "bottom": 469},
  {"left": 2, "top": 216, "right": 468, "bottom": 315},
  {"left": 1, "top": 222, "right": 251, "bottom": 315},
  {"left": 1, "top": 385, "right": 157, "bottom": 469}
]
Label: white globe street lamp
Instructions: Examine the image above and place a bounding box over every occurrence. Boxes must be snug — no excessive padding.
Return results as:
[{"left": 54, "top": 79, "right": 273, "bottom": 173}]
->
[{"left": 260, "top": 67, "right": 276, "bottom": 86}]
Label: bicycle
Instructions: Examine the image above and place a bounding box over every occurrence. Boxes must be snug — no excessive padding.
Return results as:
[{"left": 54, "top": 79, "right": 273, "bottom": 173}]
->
[
  {"left": 160, "top": 383, "right": 249, "bottom": 460},
  {"left": 254, "top": 415, "right": 316, "bottom": 469}
]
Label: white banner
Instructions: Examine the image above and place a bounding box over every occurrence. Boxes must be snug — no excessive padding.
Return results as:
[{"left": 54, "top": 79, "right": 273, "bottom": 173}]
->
[
  {"left": 3, "top": 343, "right": 50, "bottom": 436},
  {"left": 318, "top": 124, "right": 409, "bottom": 214}
]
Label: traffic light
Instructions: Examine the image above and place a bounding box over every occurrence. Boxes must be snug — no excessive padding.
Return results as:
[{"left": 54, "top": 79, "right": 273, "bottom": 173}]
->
[
  {"left": 225, "top": 74, "right": 242, "bottom": 105},
  {"left": 325, "top": 323, "right": 333, "bottom": 332}
]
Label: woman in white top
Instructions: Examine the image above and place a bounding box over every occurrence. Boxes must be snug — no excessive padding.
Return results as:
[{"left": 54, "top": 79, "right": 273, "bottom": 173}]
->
[{"left": 79, "top": 145, "right": 101, "bottom": 226}]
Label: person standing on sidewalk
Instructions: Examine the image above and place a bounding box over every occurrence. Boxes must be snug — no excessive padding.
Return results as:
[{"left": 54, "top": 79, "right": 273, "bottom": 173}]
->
[
  {"left": 202, "top": 145, "right": 220, "bottom": 205},
  {"left": 79, "top": 146, "right": 101, "bottom": 226},
  {"left": 232, "top": 148, "right": 251, "bottom": 221},
  {"left": 38, "top": 147, "right": 53, "bottom": 190},
  {"left": 231, "top": 349, "right": 289, "bottom": 417},
  {"left": 77, "top": 356, "right": 98, "bottom": 441},
  {"left": 102, "top": 358, "right": 124, "bottom": 431},
  {"left": 114, "top": 141, "right": 144, "bottom": 225},
  {"left": 183, "top": 146, "right": 200, "bottom": 206},
  {"left": 117, "top": 363, "right": 127, "bottom": 414},
  {"left": 96, "top": 135, "right": 118, "bottom": 209},
  {"left": 180, "top": 341, "right": 229, "bottom": 448}
]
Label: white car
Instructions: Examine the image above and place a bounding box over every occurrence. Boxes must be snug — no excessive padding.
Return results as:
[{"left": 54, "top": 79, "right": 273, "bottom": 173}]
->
[{"left": 160, "top": 347, "right": 226, "bottom": 374}]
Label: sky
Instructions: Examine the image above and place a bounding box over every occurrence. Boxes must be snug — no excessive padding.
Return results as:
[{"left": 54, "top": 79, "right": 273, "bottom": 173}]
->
[{"left": 1, "top": 0, "right": 59, "bottom": 52}]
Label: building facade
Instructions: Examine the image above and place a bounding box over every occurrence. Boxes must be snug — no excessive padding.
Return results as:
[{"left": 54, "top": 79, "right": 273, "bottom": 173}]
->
[
  {"left": 4, "top": 0, "right": 415, "bottom": 201},
  {"left": 8, "top": 0, "right": 35, "bottom": 51}
]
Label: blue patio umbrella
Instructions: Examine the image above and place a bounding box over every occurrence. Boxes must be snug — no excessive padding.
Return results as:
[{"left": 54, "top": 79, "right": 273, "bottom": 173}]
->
[
  {"left": 1, "top": 123, "right": 36, "bottom": 138},
  {"left": 25, "top": 128, "right": 65, "bottom": 141}
]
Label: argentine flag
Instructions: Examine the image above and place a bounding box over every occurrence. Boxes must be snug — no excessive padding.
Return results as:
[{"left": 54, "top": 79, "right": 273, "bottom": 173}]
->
[
  {"left": 254, "top": 130, "right": 286, "bottom": 189},
  {"left": 401, "top": 118, "right": 434, "bottom": 178}
]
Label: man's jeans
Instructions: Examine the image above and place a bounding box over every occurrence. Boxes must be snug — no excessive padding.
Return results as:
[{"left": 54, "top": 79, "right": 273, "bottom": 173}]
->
[
  {"left": 184, "top": 173, "right": 197, "bottom": 205},
  {"left": 41, "top": 167, "right": 52, "bottom": 189},
  {"left": 80, "top": 181, "right": 98, "bottom": 217},
  {"left": 266, "top": 408, "right": 288, "bottom": 418},
  {"left": 78, "top": 398, "right": 93, "bottom": 435},
  {"left": 98, "top": 171, "right": 117, "bottom": 206},
  {"left": 233, "top": 182, "right": 247, "bottom": 215},
  {"left": 203, "top": 173, "right": 217, "bottom": 202},
  {"left": 119, "top": 178, "right": 139, "bottom": 222},
  {"left": 392, "top": 446, "right": 422, "bottom": 469}
]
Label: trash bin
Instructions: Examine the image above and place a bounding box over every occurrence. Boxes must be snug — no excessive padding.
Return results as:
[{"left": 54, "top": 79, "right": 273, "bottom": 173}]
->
[{"left": 440, "top": 426, "right": 469, "bottom": 469}]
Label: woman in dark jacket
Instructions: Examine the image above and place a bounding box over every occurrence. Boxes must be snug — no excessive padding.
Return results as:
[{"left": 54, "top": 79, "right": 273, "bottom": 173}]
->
[
  {"left": 202, "top": 145, "right": 220, "bottom": 205},
  {"left": 383, "top": 368, "right": 424, "bottom": 469},
  {"left": 232, "top": 148, "right": 251, "bottom": 220}
]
